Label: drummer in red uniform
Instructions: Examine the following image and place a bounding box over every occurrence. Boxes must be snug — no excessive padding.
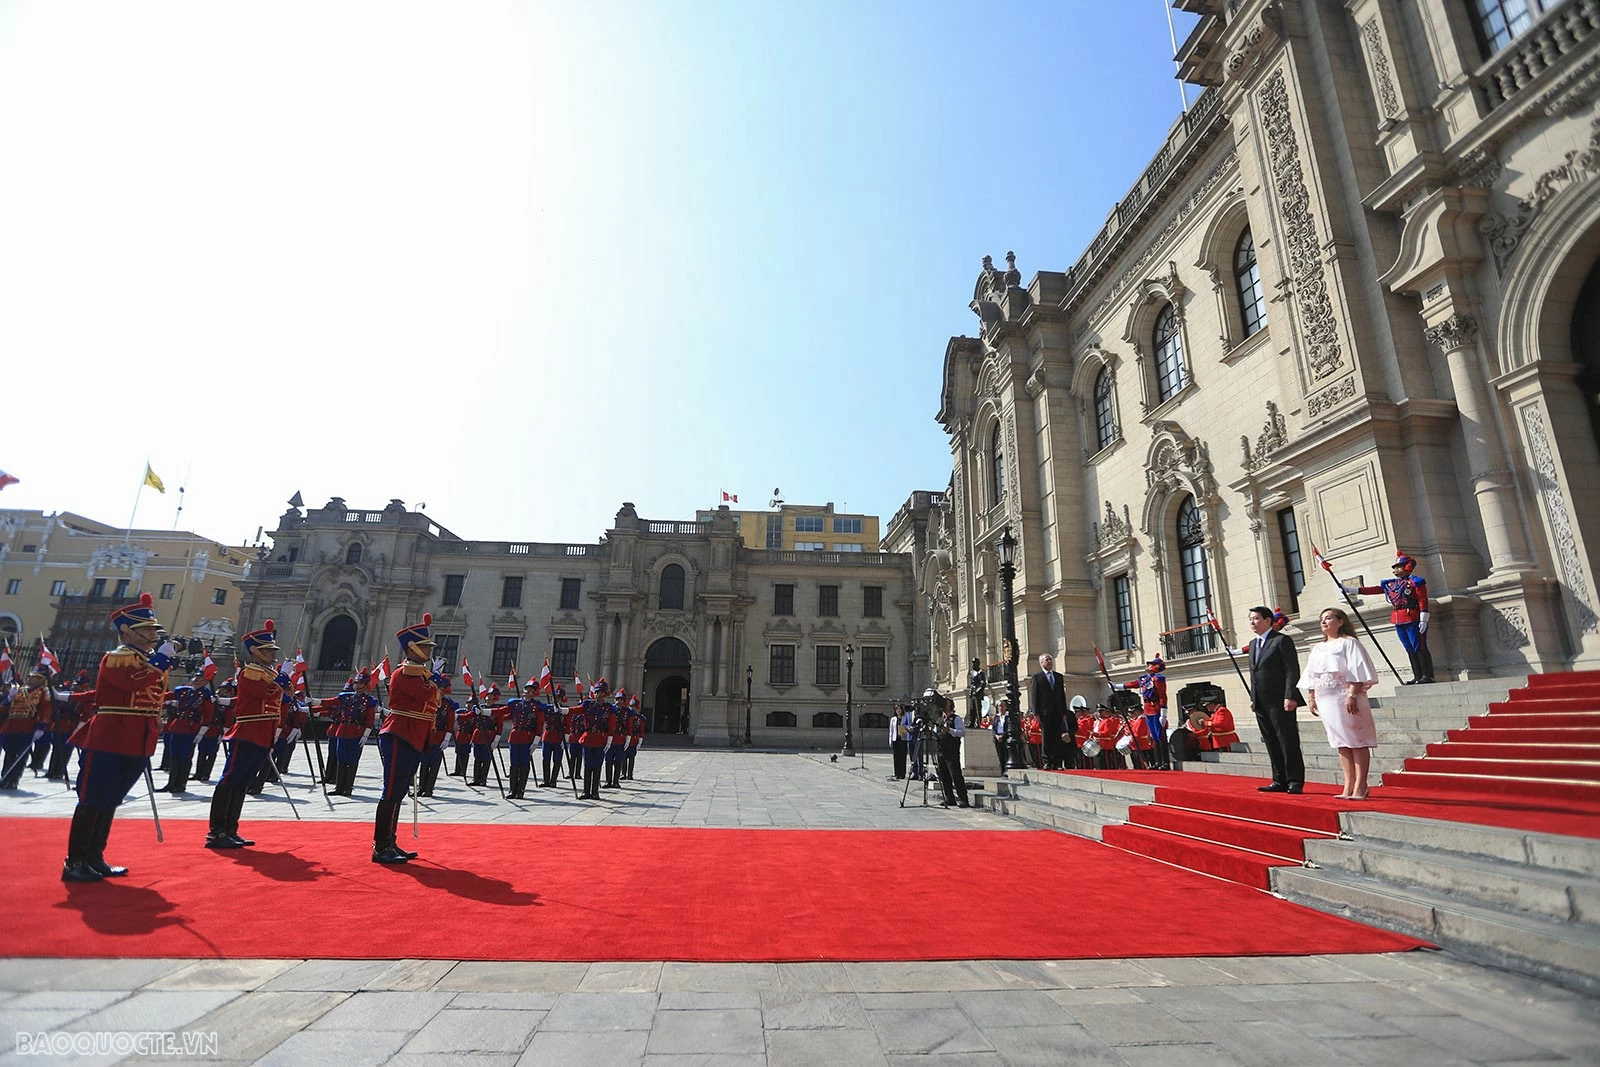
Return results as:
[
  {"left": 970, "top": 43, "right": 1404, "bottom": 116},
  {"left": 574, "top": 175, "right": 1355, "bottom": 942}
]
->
[
  {"left": 206, "top": 620, "right": 289, "bottom": 849},
  {"left": 372, "top": 612, "right": 442, "bottom": 863},
  {"left": 62, "top": 592, "right": 177, "bottom": 882},
  {"left": 1196, "top": 695, "right": 1240, "bottom": 750}
]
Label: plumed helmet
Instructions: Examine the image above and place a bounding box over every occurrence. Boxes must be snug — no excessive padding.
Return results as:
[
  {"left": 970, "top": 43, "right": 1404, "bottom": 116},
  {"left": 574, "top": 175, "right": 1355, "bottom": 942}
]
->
[
  {"left": 242, "top": 618, "right": 279, "bottom": 655},
  {"left": 1393, "top": 551, "right": 1416, "bottom": 572},
  {"left": 109, "top": 591, "right": 160, "bottom": 632},
  {"left": 395, "top": 612, "right": 436, "bottom": 654},
  {"left": 1271, "top": 608, "right": 1288, "bottom": 630},
  {"left": 1146, "top": 655, "right": 1165, "bottom": 671}
]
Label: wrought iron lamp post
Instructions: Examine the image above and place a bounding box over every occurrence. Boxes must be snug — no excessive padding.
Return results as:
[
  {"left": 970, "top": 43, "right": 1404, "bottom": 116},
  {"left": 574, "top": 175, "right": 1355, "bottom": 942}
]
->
[
  {"left": 844, "top": 643, "right": 855, "bottom": 757},
  {"left": 744, "top": 664, "right": 753, "bottom": 745},
  {"left": 997, "top": 527, "right": 1026, "bottom": 770}
]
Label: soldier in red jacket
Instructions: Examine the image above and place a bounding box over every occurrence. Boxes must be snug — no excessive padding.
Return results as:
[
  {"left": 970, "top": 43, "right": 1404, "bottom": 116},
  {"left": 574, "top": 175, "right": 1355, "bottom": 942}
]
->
[
  {"left": 45, "top": 671, "right": 94, "bottom": 781},
  {"left": 62, "top": 593, "right": 177, "bottom": 882},
  {"left": 469, "top": 686, "right": 507, "bottom": 788},
  {"left": 451, "top": 699, "right": 475, "bottom": 780},
  {"left": 372, "top": 612, "right": 442, "bottom": 864},
  {"left": 540, "top": 695, "right": 566, "bottom": 788},
  {"left": 158, "top": 675, "right": 213, "bottom": 794},
  {"left": 205, "top": 620, "right": 289, "bottom": 849},
  {"left": 416, "top": 675, "right": 455, "bottom": 798},
  {"left": 2, "top": 665, "right": 53, "bottom": 789},
  {"left": 316, "top": 672, "right": 377, "bottom": 797},
  {"left": 579, "top": 681, "right": 615, "bottom": 799},
  {"left": 503, "top": 681, "right": 543, "bottom": 799}
]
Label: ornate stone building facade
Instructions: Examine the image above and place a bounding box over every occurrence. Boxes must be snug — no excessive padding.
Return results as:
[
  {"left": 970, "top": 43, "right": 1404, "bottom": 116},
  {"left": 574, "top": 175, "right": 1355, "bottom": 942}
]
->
[
  {"left": 237, "top": 498, "right": 917, "bottom": 747},
  {"left": 931, "top": 0, "right": 1600, "bottom": 706}
]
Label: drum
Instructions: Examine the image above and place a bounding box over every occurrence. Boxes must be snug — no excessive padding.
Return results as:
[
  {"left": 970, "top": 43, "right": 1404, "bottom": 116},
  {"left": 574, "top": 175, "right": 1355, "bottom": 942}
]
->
[
  {"left": 1115, "top": 734, "right": 1135, "bottom": 753},
  {"left": 1187, "top": 709, "right": 1209, "bottom": 730},
  {"left": 1081, "top": 738, "right": 1102, "bottom": 758}
]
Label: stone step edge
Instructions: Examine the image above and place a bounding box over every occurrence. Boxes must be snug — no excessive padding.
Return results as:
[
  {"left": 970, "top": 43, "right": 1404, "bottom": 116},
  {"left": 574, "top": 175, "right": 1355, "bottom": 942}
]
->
[
  {"left": 991, "top": 783, "right": 1144, "bottom": 820},
  {"left": 979, "top": 795, "right": 1117, "bottom": 842},
  {"left": 1340, "top": 811, "right": 1600, "bottom": 877},
  {"left": 1109, "top": 819, "right": 1307, "bottom": 865},
  {"left": 1271, "top": 866, "right": 1600, "bottom": 997}
]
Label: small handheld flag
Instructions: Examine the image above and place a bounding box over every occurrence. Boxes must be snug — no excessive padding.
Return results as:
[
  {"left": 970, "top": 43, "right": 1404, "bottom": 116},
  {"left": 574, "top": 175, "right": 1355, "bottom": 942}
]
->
[
  {"left": 538, "top": 658, "right": 552, "bottom": 692},
  {"left": 37, "top": 637, "right": 59, "bottom": 675},
  {"left": 201, "top": 652, "right": 217, "bottom": 680},
  {"left": 1311, "top": 542, "right": 1333, "bottom": 574}
]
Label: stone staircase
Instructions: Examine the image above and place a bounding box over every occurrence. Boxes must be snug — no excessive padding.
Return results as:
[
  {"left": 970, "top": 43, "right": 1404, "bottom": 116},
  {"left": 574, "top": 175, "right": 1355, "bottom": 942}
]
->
[
  {"left": 1274, "top": 811, "right": 1600, "bottom": 996},
  {"left": 977, "top": 769, "right": 1153, "bottom": 840},
  {"left": 1185, "top": 676, "right": 1517, "bottom": 786}
]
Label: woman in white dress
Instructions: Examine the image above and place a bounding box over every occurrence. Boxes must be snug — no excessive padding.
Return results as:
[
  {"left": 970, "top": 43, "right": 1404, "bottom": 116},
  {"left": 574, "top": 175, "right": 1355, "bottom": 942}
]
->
[{"left": 1299, "top": 607, "right": 1379, "bottom": 799}]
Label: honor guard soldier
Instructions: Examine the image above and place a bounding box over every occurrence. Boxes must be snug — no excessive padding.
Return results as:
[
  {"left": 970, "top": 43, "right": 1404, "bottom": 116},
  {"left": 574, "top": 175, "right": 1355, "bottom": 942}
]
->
[
  {"left": 578, "top": 681, "right": 614, "bottom": 799},
  {"left": 316, "top": 671, "right": 378, "bottom": 797},
  {"left": 416, "top": 675, "right": 456, "bottom": 798},
  {"left": 1346, "top": 550, "right": 1435, "bottom": 684},
  {"left": 159, "top": 674, "right": 213, "bottom": 794},
  {"left": 46, "top": 671, "right": 94, "bottom": 781},
  {"left": 27, "top": 671, "right": 57, "bottom": 774},
  {"left": 206, "top": 620, "right": 289, "bottom": 849},
  {"left": 624, "top": 695, "right": 644, "bottom": 781},
  {"left": 504, "top": 681, "right": 542, "bottom": 799},
  {"left": 195, "top": 679, "right": 233, "bottom": 782},
  {"left": 373, "top": 612, "right": 442, "bottom": 863},
  {"left": 469, "top": 686, "right": 507, "bottom": 788},
  {"left": 539, "top": 693, "right": 566, "bottom": 787},
  {"left": 62, "top": 592, "right": 177, "bottom": 882},
  {"left": 451, "top": 697, "right": 475, "bottom": 779},
  {"left": 604, "top": 686, "right": 628, "bottom": 789},
  {"left": 1195, "top": 695, "right": 1239, "bottom": 750},
  {"left": 2, "top": 665, "right": 52, "bottom": 789},
  {"left": 1119, "top": 657, "right": 1170, "bottom": 771},
  {"left": 560, "top": 687, "right": 583, "bottom": 785},
  {"left": 271, "top": 692, "right": 307, "bottom": 775}
]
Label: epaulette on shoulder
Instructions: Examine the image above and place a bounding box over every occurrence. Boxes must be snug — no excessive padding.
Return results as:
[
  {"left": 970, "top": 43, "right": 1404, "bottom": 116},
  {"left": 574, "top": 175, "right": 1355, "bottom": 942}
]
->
[
  {"left": 102, "top": 649, "right": 140, "bottom": 669},
  {"left": 242, "top": 662, "right": 276, "bottom": 681},
  {"left": 398, "top": 662, "right": 429, "bottom": 677}
]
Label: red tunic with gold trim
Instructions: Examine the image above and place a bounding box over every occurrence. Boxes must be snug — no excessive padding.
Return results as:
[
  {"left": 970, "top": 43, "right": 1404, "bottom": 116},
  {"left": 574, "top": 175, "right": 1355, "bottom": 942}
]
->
[
  {"left": 1128, "top": 714, "right": 1155, "bottom": 752},
  {"left": 3, "top": 685, "right": 47, "bottom": 736},
  {"left": 380, "top": 663, "right": 441, "bottom": 751},
  {"left": 471, "top": 703, "right": 507, "bottom": 745},
  {"left": 580, "top": 703, "right": 614, "bottom": 748},
  {"left": 226, "top": 663, "right": 287, "bottom": 748},
  {"left": 1092, "top": 715, "right": 1119, "bottom": 749},
  {"left": 70, "top": 646, "right": 168, "bottom": 756},
  {"left": 1201, "top": 705, "right": 1239, "bottom": 750},
  {"left": 506, "top": 701, "right": 542, "bottom": 744}
]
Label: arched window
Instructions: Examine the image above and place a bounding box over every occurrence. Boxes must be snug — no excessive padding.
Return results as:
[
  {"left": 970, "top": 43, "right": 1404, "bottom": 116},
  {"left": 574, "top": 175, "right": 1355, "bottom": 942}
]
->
[
  {"left": 659, "top": 563, "right": 685, "bottom": 610},
  {"left": 1177, "top": 497, "right": 1211, "bottom": 638},
  {"left": 316, "top": 614, "right": 358, "bottom": 671},
  {"left": 990, "top": 422, "right": 1006, "bottom": 508},
  {"left": 1235, "top": 229, "right": 1267, "bottom": 339},
  {"left": 344, "top": 543, "right": 362, "bottom": 566},
  {"left": 1093, "top": 369, "right": 1116, "bottom": 451},
  {"left": 1153, "top": 303, "right": 1187, "bottom": 403}
]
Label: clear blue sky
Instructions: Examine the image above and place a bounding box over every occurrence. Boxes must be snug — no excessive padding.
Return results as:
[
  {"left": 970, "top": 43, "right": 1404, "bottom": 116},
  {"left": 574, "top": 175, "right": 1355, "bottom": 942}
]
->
[{"left": 0, "top": 1, "right": 1198, "bottom": 547}]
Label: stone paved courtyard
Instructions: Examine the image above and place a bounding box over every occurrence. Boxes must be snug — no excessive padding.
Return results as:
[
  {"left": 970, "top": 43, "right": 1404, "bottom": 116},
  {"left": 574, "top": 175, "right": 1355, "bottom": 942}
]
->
[{"left": 2, "top": 749, "right": 1596, "bottom": 1065}]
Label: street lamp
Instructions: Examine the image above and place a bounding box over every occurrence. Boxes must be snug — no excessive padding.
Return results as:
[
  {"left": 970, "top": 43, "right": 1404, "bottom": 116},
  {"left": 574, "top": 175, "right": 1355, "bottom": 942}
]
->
[
  {"left": 996, "top": 526, "right": 1026, "bottom": 770},
  {"left": 744, "top": 664, "right": 753, "bottom": 745},
  {"left": 844, "top": 643, "right": 855, "bottom": 757}
]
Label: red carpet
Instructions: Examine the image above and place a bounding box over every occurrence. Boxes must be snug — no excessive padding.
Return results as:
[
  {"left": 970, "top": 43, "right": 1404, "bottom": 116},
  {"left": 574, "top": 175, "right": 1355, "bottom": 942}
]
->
[{"left": 0, "top": 817, "right": 1425, "bottom": 961}]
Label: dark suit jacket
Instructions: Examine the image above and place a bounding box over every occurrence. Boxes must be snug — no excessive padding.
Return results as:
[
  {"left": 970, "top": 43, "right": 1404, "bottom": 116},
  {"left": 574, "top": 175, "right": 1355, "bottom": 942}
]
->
[
  {"left": 1248, "top": 631, "right": 1302, "bottom": 715},
  {"left": 1030, "top": 670, "right": 1073, "bottom": 740}
]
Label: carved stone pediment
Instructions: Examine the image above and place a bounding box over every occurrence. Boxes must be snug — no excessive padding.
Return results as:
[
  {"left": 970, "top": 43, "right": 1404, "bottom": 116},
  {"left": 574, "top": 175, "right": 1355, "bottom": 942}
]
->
[
  {"left": 644, "top": 611, "right": 695, "bottom": 639},
  {"left": 1093, "top": 501, "right": 1135, "bottom": 549},
  {"left": 1240, "top": 401, "right": 1289, "bottom": 472}
]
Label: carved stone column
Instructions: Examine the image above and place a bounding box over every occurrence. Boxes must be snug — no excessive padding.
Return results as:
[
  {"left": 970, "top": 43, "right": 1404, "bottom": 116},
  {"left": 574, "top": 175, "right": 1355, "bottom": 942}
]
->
[{"left": 1424, "top": 314, "right": 1533, "bottom": 576}]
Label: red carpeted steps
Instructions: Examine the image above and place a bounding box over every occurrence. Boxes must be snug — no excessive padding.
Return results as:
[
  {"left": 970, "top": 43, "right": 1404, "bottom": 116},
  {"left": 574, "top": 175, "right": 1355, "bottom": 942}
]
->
[{"left": 1383, "top": 669, "right": 1600, "bottom": 804}]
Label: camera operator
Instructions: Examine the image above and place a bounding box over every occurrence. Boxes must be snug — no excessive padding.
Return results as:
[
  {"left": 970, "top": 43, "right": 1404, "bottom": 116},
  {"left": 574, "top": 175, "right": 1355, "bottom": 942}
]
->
[{"left": 932, "top": 694, "right": 970, "bottom": 809}]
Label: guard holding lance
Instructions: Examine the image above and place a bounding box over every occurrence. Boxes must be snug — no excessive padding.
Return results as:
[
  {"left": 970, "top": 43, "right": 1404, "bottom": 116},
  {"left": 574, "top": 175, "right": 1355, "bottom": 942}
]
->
[
  {"left": 373, "top": 612, "right": 442, "bottom": 864},
  {"left": 206, "top": 620, "right": 290, "bottom": 849},
  {"left": 415, "top": 673, "right": 456, "bottom": 798}
]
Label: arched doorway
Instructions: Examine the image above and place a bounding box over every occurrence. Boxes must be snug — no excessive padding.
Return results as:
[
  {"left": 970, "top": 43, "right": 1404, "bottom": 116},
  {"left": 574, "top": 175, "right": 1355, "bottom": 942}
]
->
[
  {"left": 1572, "top": 256, "right": 1600, "bottom": 448},
  {"left": 643, "top": 636, "right": 691, "bottom": 734},
  {"left": 317, "top": 614, "right": 358, "bottom": 671}
]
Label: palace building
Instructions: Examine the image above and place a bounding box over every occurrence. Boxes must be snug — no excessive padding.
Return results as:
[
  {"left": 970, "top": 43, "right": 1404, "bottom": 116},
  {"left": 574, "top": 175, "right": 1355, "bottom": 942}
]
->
[
  {"left": 928, "top": 0, "right": 1600, "bottom": 705},
  {"left": 236, "top": 498, "right": 920, "bottom": 746}
]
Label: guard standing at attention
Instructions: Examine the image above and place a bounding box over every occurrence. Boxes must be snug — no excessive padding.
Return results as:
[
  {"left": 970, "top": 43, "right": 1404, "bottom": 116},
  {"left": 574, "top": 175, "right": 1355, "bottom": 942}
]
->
[
  {"left": 416, "top": 674, "right": 455, "bottom": 798},
  {"left": 45, "top": 671, "right": 94, "bottom": 781},
  {"left": 579, "top": 681, "right": 614, "bottom": 799},
  {"left": 539, "top": 692, "right": 566, "bottom": 788},
  {"left": 206, "top": 620, "right": 289, "bottom": 849},
  {"left": 316, "top": 671, "right": 378, "bottom": 797},
  {"left": 159, "top": 674, "right": 213, "bottom": 794},
  {"left": 62, "top": 593, "right": 176, "bottom": 882},
  {"left": 372, "top": 612, "right": 441, "bottom": 863},
  {"left": 2, "top": 665, "right": 53, "bottom": 789},
  {"left": 1346, "top": 550, "right": 1435, "bottom": 684},
  {"left": 625, "top": 695, "right": 644, "bottom": 781},
  {"left": 1119, "top": 656, "right": 1170, "bottom": 771},
  {"left": 604, "top": 686, "right": 628, "bottom": 789},
  {"left": 195, "top": 679, "right": 233, "bottom": 782},
  {"left": 469, "top": 685, "right": 507, "bottom": 788},
  {"left": 504, "top": 680, "right": 542, "bottom": 799}
]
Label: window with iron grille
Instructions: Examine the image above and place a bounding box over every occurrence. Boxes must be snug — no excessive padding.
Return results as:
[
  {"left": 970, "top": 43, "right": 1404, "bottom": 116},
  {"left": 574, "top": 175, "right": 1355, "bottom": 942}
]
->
[
  {"left": 990, "top": 422, "right": 1006, "bottom": 508},
  {"left": 659, "top": 564, "right": 685, "bottom": 610},
  {"left": 770, "top": 644, "right": 796, "bottom": 685},
  {"left": 1470, "top": 0, "right": 1548, "bottom": 56},
  {"left": 774, "top": 583, "right": 794, "bottom": 615},
  {"left": 1094, "top": 369, "right": 1116, "bottom": 451},
  {"left": 1236, "top": 229, "right": 1267, "bottom": 338},
  {"left": 863, "top": 586, "right": 883, "bottom": 617},
  {"left": 1178, "top": 497, "right": 1212, "bottom": 641},
  {"left": 1154, "top": 303, "right": 1187, "bottom": 402},
  {"left": 442, "top": 574, "right": 465, "bottom": 606},
  {"left": 491, "top": 636, "right": 518, "bottom": 678},
  {"left": 560, "top": 577, "right": 581, "bottom": 610},
  {"left": 815, "top": 644, "right": 840, "bottom": 686},
  {"left": 766, "top": 710, "right": 796, "bottom": 727},
  {"left": 1279, "top": 507, "right": 1306, "bottom": 613},
  {"left": 861, "top": 645, "right": 886, "bottom": 687},
  {"left": 552, "top": 638, "right": 578, "bottom": 679},
  {"left": 1114, "top": 574, "right": 1135, "bottom": 651},
  {"left": 435, "top": 634, "right": 460, "bottom": 675},
  {"left": 501, "top": 576, "right": 523, "bottom": 608},
  {"left": 819, "top": 584, "right": 838, "bottom": 617}
]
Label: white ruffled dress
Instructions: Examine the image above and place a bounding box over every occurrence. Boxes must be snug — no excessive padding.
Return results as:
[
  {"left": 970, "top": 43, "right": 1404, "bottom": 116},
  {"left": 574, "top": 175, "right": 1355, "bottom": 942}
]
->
[{"left": 1298, "top": 636, "right": 1379, "bottom": 750}]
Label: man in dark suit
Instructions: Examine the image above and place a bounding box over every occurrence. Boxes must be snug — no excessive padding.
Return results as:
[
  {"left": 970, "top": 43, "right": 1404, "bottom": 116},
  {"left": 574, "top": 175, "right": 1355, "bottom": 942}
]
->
[
  {"left": 1246, "top": 605, "right": 1305, "bottom": 793},
  {"left": 1030, "top": 653, "right": 1073, "bottom": 770}
]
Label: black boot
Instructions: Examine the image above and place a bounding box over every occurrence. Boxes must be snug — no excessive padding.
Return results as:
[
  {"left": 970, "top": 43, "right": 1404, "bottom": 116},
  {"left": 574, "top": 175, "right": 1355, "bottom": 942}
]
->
[
  {"left": 275, "top": 748, "right": 293, "bottom": 775},
  {"left": 1407, "top": 651, "right": 1423, "bottom": 685},
  {"left": 372, "top": 800, "right": 407, "bottom": 863},
  {"left": 471, "top": 759, "right": 488, "bottom": 787},
  {"left": 322, "top": 751, "right": 338, "bottom": 784},
  {"left": 333, "top": 761, "right": 354, "bottom": 797},
  {"left": 171, "top": 753, "right": 193, "bottom": 795},
  {"left": 228, "top": 787, "right": 254, "bottom": 846},
  {"left": 453, "top": 748, "right": 470, "bottom": 778},
  {"left": 417, "top": 764, "right": 435, "bottom": 798},
  {"left": 626, "top": 751, "right": 636, "bottom": 780},
  {"left": 512, "top": 764, "right": 529, "bottom": 799},
  {"left": 391, "top": 802, "right": 417, "bottom": 859},
  {"left": 87, "top": 808, "right": 128, "bottom": 877},
  {"left": 157, "top": 743, "right": 170, "bottom": 772},
  {"left": 1417, "top": 646, "right": 1436, "bottom": 684},
  {"left": 47, "top": 743, "right": 69, "bottom": 780},
  {"left": 205, "top": 787, "right": 241, "bottom": 848},
  {"left": 62, "top": 805, "right": 103, "bottom": 882},
  {"left": 195, "top": 749, "right": 216, "bottom": 782}
]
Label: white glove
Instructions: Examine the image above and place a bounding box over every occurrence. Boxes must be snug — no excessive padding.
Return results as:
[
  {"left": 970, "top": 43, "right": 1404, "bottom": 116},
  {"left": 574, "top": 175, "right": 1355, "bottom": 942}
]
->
[
  {"left": 1340, "top": 585, "right": 1358, "bottom": 596},
  {"left": 1418, "top": 611, "right": 1430, "bottom": 635}
]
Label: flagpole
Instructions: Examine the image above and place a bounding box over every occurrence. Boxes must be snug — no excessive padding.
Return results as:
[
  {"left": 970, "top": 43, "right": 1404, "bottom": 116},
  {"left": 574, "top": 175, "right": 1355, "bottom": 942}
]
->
[
  {"left": 126, "top": 460, "right": 148, "bottom": 546},
  {"left": 173, "top": 461, "right": 193, "bottom": 531}
]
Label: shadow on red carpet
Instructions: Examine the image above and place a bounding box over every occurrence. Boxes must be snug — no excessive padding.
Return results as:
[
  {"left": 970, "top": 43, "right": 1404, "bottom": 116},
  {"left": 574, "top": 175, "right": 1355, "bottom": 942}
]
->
[{"left": 2, "top": 817, "right": 1426, "bottom": 962}]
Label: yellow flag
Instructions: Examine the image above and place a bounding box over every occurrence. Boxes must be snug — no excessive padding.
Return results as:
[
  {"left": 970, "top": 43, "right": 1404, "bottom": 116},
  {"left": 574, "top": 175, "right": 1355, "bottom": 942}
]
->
[{"left": 143, "top": 464, "right": 166, "bottom": 494}]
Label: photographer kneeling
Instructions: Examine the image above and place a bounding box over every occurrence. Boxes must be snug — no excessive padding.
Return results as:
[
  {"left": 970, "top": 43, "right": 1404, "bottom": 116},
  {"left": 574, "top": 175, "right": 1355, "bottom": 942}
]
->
[{"left": 933, "top": 695, "right": 971, "bottom": 809}]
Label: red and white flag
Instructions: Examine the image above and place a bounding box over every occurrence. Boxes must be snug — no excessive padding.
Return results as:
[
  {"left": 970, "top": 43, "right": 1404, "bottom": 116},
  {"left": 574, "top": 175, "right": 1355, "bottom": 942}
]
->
[
  {"left": 461, "top": 657, "right": 475, "bottom": 691},
  {"left": 538, "top": 658, "right": 552, "bottom": 692},
  {"left": 37, "top": 637, "right": 59, "bottom": 675},
  {"left": 0, "top": 639, "right": 12, "bottom": 679},
  {"left": 721, "top": 490, "right": 738, "bottom": 503},
  {"left": 1092, "top": 643, "right": 1109, "bottom": 678},
  {"left": 507, "top": 665, "right": 517, "bottom": 691},
  {"left": 1311, "top": 542, "right": 1333, "bottom": 574},
  {"left": 376, "top": 655, "right": 391, "bottom": 684},
  {"left": 201, "top": 652, "right": 217, "bottom": 680},
  {"left": 574, "top": 670, "right": 583, "bottom": 701}
]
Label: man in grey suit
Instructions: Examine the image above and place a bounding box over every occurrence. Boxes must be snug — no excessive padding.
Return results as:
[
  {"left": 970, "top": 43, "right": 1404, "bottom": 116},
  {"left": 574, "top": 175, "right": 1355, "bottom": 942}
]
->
[{"left": 1247, "top": 605, "right": 1304, "bottom": 793}]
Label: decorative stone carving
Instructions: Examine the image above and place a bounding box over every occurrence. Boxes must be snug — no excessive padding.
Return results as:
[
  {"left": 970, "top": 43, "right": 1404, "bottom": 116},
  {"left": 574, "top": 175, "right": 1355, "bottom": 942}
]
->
[
  {"left": 1144, "top": 421, "right": 1217, "bottom": 507},
  {"left": 1094, "top": 501, "right": 1133, "bottom": 548},
  {"left": 1479, "top": 113, "right": 1600, "bottom": 274},
  {"left": 1491, "top": 605, "right": 1530, "bottom": 650},
  {"left": 1307, "top": 375, "right": 1358, "bottom": 417},
  {"left": 1241, "top": 401, "right": 1289, "bottom": 471},
  {"left": 1522, "top": 403, "right": 1600, "bottom": 634},
  {"left": 88, "top": 544, "right": 150, "bottom": 572},
  {"left": 1361, "top": 20, "right": 1400, "bottom": 120},
  {"left": 1005, "top": 415, "right": 1021, "bottom": 513},
  {"left": 1425, "top": 314, "right": 1479, "bottom": 352},
  {"left": 1225, "top": 0, "right": 1284, "bottom": 81},
  {"left": 1260, "top": 69, "right": 1345, "bottom": 382},
  {"left": 1024, "top": 364, "right": 1048, "bottom": 398}
]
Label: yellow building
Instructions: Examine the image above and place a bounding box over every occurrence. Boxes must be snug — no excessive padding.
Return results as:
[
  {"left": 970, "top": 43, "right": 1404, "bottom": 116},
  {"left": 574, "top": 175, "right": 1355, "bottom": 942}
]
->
[
  {"left": 0, "top": 510, "right": 253, "bottom": 677},
  {"left": 695, "top": 502, "right": 880, "bottom": 553}
]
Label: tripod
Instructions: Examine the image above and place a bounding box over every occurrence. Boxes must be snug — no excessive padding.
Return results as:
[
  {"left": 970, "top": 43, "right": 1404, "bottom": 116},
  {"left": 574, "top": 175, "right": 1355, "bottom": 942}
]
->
[{"left": 899, "top": 719, "right": 939, "bottom": 807}]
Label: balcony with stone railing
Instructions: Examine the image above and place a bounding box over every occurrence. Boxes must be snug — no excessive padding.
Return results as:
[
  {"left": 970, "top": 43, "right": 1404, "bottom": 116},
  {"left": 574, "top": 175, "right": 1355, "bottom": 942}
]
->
[{"left": 1477, "top": 0, "right": 1599, "bottom": 113}]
